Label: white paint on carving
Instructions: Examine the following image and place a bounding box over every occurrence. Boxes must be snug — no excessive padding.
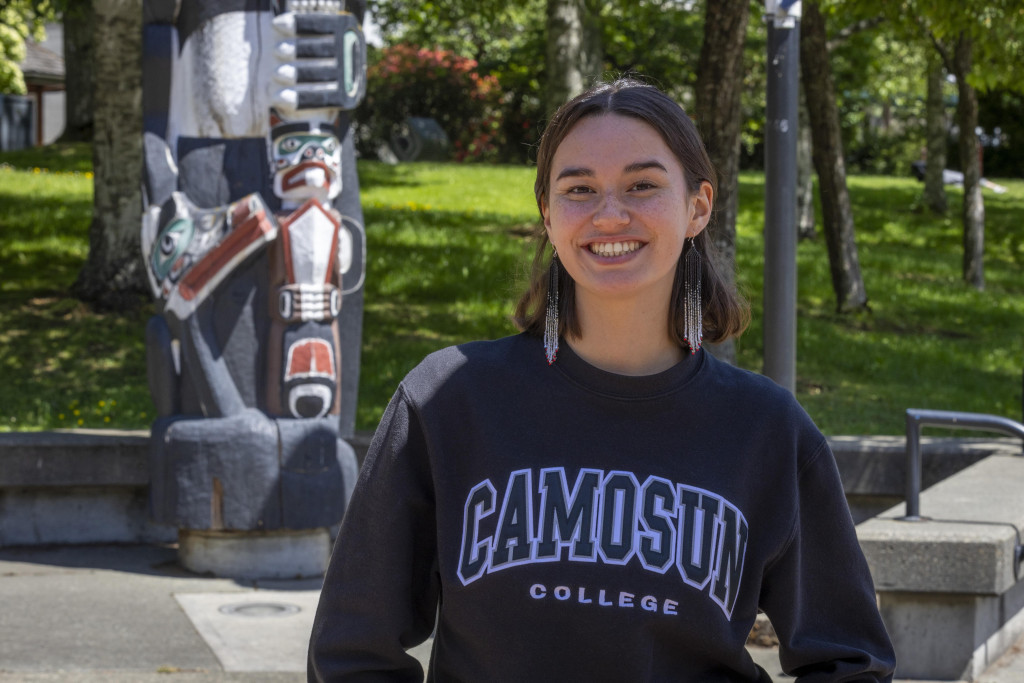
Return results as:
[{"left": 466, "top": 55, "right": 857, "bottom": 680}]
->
[
  {"left": 167, "top": 11, "right": 275, "bottom": 146},
  {"left": 287, "top": 207, "right": 336, "bottom": 284}
]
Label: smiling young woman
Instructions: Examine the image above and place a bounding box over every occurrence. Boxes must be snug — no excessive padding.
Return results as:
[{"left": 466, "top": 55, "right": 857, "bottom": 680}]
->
[
  {"left": 515, "top": 80, "right": 748, "bottom": 375},
  {"left": 309, "top": 78, "right": 896, "bottom": 683}
]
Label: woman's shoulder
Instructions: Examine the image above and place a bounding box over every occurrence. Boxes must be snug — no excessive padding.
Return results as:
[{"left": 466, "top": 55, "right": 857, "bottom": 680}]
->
[
  {"left": 399, "top": 333, "right": 536, "bottom": 399},
  {"left": 701, "top": 352, "right": 821, "bottom": 431},
  {"left": 702, "top": 352, "right": 794, "bottom": 400}
]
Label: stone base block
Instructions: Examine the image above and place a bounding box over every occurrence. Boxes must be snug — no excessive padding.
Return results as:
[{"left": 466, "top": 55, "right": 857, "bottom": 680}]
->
[
  {"left": 882, "top": 580, "right": 1024, "bottom": 681},
  {"left": 178, "top": 528, "right": 331, "bottom": 579}
]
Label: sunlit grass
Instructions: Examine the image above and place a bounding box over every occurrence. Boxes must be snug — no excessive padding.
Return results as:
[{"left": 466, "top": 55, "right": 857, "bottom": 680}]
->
[{"left": 1, "top": 147, "right": 1021, "bottom": 435}]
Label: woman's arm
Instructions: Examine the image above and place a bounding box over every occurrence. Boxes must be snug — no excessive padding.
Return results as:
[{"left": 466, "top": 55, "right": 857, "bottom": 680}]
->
[
  {"left": 308, "top": 385, "right": 440, "bottom": 682},
  {"left": 759, "top": 440, "right": 896, "bottom": 682}
]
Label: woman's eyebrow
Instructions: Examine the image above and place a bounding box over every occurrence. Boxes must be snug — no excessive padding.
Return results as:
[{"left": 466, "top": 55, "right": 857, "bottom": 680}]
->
[
  {"left": 555, "top": 160, "right": 668, "bottom": 181},
  {"left": 624, "top": 160, "right": 668, "bottom": 174},
  {"left": 555, "top": 166, "right": 594, "bottom": 181}
]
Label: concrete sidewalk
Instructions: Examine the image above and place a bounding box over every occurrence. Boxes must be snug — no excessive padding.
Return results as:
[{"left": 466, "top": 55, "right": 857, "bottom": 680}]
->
[{"left": 0, "top": 543, "right": 1020, "bottom": 682}]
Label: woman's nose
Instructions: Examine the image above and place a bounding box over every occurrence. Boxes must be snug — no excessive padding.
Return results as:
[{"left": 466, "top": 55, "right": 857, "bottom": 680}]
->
[{"left": 592, "top": 193, "right": 629, "bottom": 230}]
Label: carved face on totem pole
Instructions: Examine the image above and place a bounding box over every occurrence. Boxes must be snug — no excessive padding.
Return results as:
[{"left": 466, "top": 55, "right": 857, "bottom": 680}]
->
[{"left": 270, "top": 117, "right": 343, "bottom": 205}]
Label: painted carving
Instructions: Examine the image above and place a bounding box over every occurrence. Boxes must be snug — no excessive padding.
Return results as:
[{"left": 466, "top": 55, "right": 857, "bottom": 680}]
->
[{"left": 141, "top": 0, "right": 366, "bottom": 533}]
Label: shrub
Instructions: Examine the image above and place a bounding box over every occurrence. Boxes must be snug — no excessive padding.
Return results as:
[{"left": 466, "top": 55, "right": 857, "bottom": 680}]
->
[{"left": 357, "top": 44, "right": 505, "bottom": 162}]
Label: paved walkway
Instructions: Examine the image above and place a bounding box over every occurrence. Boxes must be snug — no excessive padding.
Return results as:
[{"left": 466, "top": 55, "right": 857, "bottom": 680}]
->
[{"left": 0, "top": 543, "right": 1020, "bottom": 682}]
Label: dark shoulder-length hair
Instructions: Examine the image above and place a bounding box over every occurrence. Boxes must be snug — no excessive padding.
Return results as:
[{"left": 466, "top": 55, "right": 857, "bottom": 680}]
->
[{"left": 512, "top": 77, "right": 749, "bottom": 350}]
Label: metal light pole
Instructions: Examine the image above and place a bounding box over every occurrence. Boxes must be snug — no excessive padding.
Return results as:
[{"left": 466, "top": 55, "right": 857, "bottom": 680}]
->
[{"left": 763, "top": 0, "right": 801, "bottom": 394}]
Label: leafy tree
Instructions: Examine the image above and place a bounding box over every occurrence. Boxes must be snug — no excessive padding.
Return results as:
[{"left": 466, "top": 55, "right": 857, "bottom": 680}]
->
[
  {"left": 801, "top": 0, "right": 869, "bottom": 313},
  {"left": 367, "top": 0, "right": 708, "bottom": 162},
  {"left": 849, "top": 0, "right": 1024, "bottom": 289},
  {"left": 0, "top": 0, "right": 53, "bottom": 94}
]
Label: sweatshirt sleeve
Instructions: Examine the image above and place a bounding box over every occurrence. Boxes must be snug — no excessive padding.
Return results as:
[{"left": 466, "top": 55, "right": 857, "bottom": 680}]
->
[
  {"left": 758, "top": 439, "right": 896, "bottom": 682},
  {"left": 308, "top": 384, "right": 440, "bottom": 682}
]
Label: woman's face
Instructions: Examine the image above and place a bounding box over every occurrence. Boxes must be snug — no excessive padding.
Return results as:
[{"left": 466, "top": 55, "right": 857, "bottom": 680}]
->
[{"left": 541, "top": 114, "right": 711, "bottom": 309}]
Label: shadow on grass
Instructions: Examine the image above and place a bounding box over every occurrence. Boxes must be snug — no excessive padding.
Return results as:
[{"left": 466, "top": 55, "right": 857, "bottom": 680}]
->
[
  {"left": 0, "top": 142, "right": 93, "bottom": 174},
  {"left": 357, "top": 161, "right": 428, "bottom": 190}
]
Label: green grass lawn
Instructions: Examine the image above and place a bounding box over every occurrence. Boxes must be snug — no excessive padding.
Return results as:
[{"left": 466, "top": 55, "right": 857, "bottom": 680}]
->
[{"left": 1, "top": 147, "right": 1021, "bottom": 435}]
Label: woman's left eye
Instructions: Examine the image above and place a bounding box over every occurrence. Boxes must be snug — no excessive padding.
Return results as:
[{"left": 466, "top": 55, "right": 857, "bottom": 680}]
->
[{"left": 631, "top": 180, "right": 656, "bottom": 191}]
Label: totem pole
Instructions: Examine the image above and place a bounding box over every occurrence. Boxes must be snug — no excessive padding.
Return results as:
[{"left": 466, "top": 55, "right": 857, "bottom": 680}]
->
[{"left": 140, "top": 0, "right": 367, "bottom": 578}]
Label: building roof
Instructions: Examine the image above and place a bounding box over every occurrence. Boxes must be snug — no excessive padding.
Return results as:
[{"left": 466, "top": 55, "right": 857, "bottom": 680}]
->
[{"left": 21, "top": 41, "right": 65, "bottom": 85}]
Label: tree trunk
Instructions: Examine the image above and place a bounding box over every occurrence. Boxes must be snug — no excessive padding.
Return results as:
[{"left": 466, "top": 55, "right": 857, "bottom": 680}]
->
[
  {"left": 545, "top": 0, "right": 603, "bottom": 116},
  {"left": 60, "top": 1, "right": 95, "bottom": 142},
  {"left": 952, "top": 33, "right": 984, "bottom": 290},
  {"left": 74, "top": 0, "right": 146, "bottom": 309},
  {"left": 799, "top": 1, "right": 868, "bottom": 313},
  {"left": 923, "top": 51, "right": 947, "bottom": 214},
  {"left": 797, "top": 82, "right": 816, "bottom": 239},
  {"left": 693, "top": 0, "right": 749, "bottom": 364}
]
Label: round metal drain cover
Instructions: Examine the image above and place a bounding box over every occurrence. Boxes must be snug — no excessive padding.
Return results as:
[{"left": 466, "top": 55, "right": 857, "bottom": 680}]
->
[{"left": 218, "top": 601, "right": 301, "bottom": 617}]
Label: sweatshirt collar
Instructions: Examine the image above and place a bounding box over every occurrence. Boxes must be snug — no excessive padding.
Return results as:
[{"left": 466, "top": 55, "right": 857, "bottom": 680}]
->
[{"left": 552, "top": 338, "right": 706, "bottom": 400}]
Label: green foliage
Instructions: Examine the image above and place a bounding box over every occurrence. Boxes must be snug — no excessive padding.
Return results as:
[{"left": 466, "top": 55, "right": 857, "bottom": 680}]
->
[
  {"left": 0, "top": 1, "right": 53, "bottom": 94},
  {"left": 367, "top": 0, "right": 546, "bottom": 163},
  {"left": 849, "top": 0, "right": 1024, "bottom": 95},
  {"left": 600, "top": 0, "right": 705, "bottom": 100},
  {"left": 366, "top": 0, "right": 712, "bottom": 163},
  {"left": 359, "top": 44, "right": 505, "bottom": 162}
]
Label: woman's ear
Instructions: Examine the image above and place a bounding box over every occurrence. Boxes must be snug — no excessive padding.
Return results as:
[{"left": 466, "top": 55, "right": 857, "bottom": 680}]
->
[
  {"left": 687, "top": 181, "right": 713, "bottom": 238},
  {"left": 541, "top": 198, "right": 552, "bottom": 234}
]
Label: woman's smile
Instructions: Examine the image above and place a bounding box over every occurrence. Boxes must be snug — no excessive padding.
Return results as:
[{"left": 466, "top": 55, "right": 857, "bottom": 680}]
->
[{"left": 587, "top": 240, "right": 644, "bottom": 258}]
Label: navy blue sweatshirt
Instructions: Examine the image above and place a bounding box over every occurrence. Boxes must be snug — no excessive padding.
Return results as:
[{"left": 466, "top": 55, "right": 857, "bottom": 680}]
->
[{"left": 309, "top": 334, "right": 895, "bottom": 681}]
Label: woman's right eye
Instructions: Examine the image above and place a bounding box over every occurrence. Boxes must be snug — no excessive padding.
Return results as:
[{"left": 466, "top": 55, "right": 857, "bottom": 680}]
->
[{"left": 567, "top": 185, "right": 593, "bottom": 195}]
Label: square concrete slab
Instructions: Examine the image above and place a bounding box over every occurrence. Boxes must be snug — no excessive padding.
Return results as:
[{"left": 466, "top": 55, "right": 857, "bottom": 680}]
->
[{"left": 174, "top": 591, "right": 320, "bottom": 672}]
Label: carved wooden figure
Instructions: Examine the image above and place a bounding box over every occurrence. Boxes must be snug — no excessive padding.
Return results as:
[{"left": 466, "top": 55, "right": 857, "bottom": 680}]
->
[{"left": 140, "top": 0, "right": 367, "bottom": 550}]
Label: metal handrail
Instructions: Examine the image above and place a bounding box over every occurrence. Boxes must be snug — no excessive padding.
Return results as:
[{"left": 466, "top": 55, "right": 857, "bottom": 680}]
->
[{"left": 900, "top": 409, "right": 1024, "bottom": 521}]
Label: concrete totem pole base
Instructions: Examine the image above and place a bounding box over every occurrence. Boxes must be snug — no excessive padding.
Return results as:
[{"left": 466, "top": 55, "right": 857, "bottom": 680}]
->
[{"left": 178, "top": 528, "right": 332, "bottom": 579}]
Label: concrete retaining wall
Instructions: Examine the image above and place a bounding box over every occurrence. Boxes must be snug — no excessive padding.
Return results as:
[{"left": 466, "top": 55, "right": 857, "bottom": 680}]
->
[{"left": 0, "top": 430, "right": 1016, "bottom": 546}]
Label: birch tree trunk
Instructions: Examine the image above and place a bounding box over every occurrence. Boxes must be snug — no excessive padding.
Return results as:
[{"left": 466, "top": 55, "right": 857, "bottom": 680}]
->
[
  {"left": 797, "top": 84, "right": 816, "bottom": 239},
  {"left": 545, "top": 0, "right": 603, "bottom": 116},
  {"left": 693, "top": 0, "right": 750, "bottom": 363},
  {"left": 799, "top": 1, "right": 868, "bottom": 313},
  {"left": 923, "top": 52, "right": 948, "bottom": 214},
  {"left": 60, "top": 1, "right": 95, "bottom": 142},
  {"left": 952, "top": 33, "right": 984, "bottom": 290},
  {"left": 74, "top": 0, "right": 146, "bottom": 309}
]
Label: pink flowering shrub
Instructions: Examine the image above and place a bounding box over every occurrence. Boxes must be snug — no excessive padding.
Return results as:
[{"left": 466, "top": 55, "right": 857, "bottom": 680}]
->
[{"left": 358, "top": 45, "right": 505, "bottom": 162}]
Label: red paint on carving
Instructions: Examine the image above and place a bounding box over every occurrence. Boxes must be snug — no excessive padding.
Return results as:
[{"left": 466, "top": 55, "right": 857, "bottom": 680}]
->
[{"left": 285, "top": 338, "right": 335, "bottom": 380}]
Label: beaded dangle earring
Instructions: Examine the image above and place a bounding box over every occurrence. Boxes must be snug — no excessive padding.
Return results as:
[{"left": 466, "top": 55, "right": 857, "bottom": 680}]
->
[
  {"left": 682, "top": 237, "right": 703, "bottom": 354},
  {"left": 543, "top": 250, "right": 560, "bottom": 364}
]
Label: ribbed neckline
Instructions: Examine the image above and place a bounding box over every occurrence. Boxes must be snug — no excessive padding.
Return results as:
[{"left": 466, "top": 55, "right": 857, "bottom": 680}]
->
[{"left": 551, "top": 337, "right": 706, "bottom": 400}]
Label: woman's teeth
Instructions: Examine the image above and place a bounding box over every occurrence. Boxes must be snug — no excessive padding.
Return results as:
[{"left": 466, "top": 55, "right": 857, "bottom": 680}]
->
[{"left": 589, "top": 241, "right": 641, "bottom": 257}]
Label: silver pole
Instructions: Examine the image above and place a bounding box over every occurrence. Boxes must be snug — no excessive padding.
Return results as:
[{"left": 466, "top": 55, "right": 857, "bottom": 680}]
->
[{"left": 763, "top": 0, "right": 801, "bottom": 393}]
